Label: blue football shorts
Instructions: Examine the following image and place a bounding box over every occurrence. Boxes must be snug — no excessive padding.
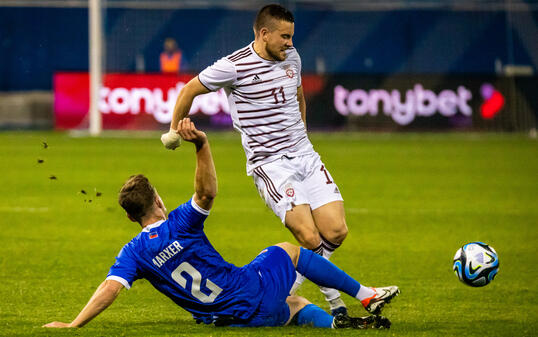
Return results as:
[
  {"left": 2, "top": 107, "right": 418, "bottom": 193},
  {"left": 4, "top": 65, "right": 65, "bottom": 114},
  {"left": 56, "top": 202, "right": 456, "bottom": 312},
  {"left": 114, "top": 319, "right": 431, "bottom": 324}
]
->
[{"left": 237, "top": 245, "right": 297, "bottom": 327}]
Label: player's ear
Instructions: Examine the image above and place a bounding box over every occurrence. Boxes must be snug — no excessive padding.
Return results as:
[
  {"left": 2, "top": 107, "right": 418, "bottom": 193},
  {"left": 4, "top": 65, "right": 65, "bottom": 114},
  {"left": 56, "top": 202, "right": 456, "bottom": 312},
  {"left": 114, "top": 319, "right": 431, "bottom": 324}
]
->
[
  {"left": 155, "top": 195, "right": 166, "bottom": 213},
  {"left": 260, "top": 27, "right": 269, "bottom": 42}
]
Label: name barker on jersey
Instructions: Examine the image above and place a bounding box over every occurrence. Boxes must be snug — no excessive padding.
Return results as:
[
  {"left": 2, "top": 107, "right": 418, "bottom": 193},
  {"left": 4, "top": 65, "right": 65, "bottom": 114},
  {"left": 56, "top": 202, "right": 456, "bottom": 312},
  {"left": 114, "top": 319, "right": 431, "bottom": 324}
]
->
[{"left": 152, "top": 240, "right": 183, "bottom": 268}]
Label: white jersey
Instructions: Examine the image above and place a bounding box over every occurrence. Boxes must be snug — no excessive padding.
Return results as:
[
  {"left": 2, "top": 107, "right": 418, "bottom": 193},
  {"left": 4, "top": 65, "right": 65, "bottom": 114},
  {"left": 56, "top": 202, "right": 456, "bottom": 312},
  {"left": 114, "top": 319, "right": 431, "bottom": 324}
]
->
[{"left": 198, "top": 42, "right": 314, "bottom": 173}]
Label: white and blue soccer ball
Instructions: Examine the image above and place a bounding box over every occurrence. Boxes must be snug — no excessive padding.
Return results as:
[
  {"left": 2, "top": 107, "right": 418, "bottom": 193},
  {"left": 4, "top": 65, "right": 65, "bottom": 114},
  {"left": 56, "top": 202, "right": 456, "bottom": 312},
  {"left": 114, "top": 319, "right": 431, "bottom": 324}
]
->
[{"left": 453, "top": 242, "right": 499, "bottom": 287}]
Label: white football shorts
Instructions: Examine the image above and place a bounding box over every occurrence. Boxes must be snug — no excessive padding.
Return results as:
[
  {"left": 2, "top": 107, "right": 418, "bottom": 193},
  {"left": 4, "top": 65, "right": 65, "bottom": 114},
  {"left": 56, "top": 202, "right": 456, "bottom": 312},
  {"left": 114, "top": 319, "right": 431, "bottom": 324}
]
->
[{"left": 250, "top": 152, "right": 344, "bottom": 223}]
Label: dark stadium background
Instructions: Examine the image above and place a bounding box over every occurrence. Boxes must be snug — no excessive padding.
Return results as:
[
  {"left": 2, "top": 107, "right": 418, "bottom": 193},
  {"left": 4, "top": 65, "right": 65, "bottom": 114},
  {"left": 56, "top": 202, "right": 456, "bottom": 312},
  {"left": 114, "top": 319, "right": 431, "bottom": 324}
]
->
[
  {"left": 1, "top": 0, "right": 536, "bottom": 132},
  {"left": 1, "top": 3, "right": 536, "bottom": 89}
]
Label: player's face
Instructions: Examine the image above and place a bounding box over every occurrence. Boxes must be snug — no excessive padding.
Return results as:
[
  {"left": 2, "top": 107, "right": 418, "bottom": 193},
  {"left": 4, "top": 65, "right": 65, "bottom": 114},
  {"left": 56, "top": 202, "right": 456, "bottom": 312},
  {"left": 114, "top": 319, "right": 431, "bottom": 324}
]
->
[{"left": 264, "top": 20, "right": 294, "bottom": 61}]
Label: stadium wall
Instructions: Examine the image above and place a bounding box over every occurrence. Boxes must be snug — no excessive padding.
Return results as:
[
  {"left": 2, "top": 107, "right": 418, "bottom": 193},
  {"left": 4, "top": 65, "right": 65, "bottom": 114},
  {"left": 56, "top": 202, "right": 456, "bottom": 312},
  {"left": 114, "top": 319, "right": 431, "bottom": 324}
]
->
[
  {"left": 0, "top": 92, "right": 53, "bottom": 130},
  {"left": 1, "top": 7, "right": 537, "bottom": 91}
]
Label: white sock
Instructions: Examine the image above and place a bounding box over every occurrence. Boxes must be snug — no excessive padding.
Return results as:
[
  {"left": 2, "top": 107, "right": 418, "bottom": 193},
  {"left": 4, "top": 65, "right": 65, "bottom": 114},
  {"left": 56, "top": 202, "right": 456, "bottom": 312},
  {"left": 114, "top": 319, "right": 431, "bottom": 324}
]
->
[
  {"left": 355, "top": 285, "right": 376, "bottom": 301},
  {"left": 320, "top": 286, "right": 342, "bottom": 303},
  {"left": 318, "top": 244, "right": 344, "bottom": 304},
  {"left": 290, "top": 271, "right": 305, "bottom": 294},
  {"left": 322, "top": 246, "right": 334, "bottom": 259}
]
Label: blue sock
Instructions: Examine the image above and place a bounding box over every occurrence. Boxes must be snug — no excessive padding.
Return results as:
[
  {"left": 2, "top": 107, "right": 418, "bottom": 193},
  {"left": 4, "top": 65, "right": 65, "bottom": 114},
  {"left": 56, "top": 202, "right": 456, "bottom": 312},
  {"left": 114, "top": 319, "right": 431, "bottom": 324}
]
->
[
  {"left": 294, "top": 304, "right": 334, "bottom": 328},
  {"left": 296, "top": 247, "right": 361, "bottom": 297}
]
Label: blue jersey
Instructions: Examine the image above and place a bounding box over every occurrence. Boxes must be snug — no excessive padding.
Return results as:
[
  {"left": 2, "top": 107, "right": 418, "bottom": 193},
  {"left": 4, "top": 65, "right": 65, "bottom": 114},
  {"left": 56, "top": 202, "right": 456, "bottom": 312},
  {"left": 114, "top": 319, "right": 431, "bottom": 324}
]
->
[{"left": 106, "top": 198, "right": 262, "bottom": 322}]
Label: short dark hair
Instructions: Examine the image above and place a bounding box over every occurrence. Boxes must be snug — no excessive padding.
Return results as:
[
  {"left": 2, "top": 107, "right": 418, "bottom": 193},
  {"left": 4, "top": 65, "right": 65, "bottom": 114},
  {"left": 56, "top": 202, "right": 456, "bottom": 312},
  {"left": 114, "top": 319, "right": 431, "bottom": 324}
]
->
[
  {"left": 253, "top": 4, "right": 294, "bottom": 33},
  {"left": 118, "top": 174, "right": 156, "bottom": 223}
]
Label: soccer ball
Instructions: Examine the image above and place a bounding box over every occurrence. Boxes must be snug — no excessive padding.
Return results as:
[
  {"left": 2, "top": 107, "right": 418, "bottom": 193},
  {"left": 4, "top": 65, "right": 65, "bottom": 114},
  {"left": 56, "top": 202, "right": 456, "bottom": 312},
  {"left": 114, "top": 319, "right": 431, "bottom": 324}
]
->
[{"left": 453, "top": 242, "right": 499, "bottom": 287}]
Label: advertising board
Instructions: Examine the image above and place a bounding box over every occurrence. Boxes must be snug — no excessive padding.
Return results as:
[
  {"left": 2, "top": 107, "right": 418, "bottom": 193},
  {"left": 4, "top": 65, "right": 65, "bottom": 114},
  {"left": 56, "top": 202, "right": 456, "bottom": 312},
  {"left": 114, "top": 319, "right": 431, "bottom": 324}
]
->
[{"left": 54, "top": 73, "right": 536, "bottom": 131}]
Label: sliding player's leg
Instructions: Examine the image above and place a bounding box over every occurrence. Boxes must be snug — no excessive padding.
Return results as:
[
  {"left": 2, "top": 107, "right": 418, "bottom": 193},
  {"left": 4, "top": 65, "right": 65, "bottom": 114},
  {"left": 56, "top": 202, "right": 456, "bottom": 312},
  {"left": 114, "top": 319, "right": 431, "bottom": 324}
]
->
[
  {"left": 239, "top": 244, "right": 338, "bottom": 328},
  {"left": 285, "top": 295, "right": 391, "bottom": 329},
  {"left": 270, "top": 243, "right": 390, "bottom": 329},
  {"left": 219, "top": 243, "right": 392, "bottom": 329},
  {"left": 285, "top": 295, "right": 333, "bottom": 328},
  {"left": 275, "top": 242, "right": 400, "bottom": 315}
]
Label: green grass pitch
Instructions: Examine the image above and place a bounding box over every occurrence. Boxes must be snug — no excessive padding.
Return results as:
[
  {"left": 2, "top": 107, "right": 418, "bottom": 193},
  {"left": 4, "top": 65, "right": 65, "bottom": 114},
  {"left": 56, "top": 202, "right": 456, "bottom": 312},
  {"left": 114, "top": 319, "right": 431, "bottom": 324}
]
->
[{"left": 0, "top": 131, "right": 536, "bottom": 336}]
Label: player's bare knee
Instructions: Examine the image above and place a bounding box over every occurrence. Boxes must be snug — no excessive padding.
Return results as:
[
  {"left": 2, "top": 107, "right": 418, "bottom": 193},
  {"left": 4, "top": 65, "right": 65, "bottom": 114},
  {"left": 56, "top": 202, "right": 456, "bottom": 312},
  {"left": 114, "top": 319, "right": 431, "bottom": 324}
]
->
[
  {"left": 285, "top": 295, "right": 312, "bottom": 326},
  {"left": 287, "top": 295, "right": 311, "bottom": 309},
  {"left": 286, "top": 295, "right": 311, "bottom": 315},
  {"left": 303, "top": 232, "right": 322, "bottom": 249},
  {"left": 322, "top": 221, "right": 348, "bottom": 245},
  {"left": 287, "top": 226, "right": 321, "bottom": 250},
  {"left": 334, "top": 223, "right": 349, "bottom": 243}
]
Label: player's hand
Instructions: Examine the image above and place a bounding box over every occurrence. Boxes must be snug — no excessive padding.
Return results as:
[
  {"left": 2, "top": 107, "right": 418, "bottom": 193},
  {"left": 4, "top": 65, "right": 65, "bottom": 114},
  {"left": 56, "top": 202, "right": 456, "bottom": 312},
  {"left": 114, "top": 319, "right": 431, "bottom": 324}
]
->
[
  {"left": 161, "top": 128, "right": 181, "bottom": 150},
  {"left": 42, "top": 321, "right": 73, "bottom": 328},
  {"left": 177, "top": 118, "right": 207, "bottom": 149}
]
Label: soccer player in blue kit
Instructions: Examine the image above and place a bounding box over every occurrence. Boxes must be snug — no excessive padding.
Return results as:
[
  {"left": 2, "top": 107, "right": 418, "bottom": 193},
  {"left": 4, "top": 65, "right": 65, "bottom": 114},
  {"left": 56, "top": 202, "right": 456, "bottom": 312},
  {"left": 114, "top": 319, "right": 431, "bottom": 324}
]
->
[{"left": 43, "top": 119, "right": 397, "bottom": 330}]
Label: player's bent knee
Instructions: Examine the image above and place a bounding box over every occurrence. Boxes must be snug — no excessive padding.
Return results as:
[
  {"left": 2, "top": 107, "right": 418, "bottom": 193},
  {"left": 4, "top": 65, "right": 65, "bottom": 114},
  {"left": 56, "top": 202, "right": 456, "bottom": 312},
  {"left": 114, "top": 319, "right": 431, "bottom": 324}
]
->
[
  {"left": 303, "top": 233, "right": 322, "bottom": 249},
  {"left": 286, "top": 295, "right": 311, "bottom": 325},
  {"left": 288, "top": 228, "right": 321, "bottom": 250},
  {"left": 286, "top": 295, "right": 311, "bottom": 309},
  {"left": 322, "top": 221, "right": 348, "bottom": 245}
]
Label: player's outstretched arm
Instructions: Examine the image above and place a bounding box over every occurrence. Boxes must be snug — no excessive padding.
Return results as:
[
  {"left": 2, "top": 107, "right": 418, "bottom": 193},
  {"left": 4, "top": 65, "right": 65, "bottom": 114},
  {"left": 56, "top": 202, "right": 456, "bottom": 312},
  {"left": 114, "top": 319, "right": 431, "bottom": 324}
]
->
[
  {"left": 161, "top": 77, "right": 210, "bottom": 150},
  {"left": 43, "top": 279, "right": 123, "bottom": 328},
  {"left": 177, "top": 118, "right": 217, "bottom": 211}
]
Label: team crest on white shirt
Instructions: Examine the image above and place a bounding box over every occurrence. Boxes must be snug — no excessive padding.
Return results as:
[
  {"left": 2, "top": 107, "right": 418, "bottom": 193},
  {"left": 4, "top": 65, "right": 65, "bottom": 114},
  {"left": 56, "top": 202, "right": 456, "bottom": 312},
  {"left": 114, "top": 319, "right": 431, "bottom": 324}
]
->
[
  {"left": 286, "top": 68, "right": 295, "bottom": 78},
  {"left": 285, "top": 186, "right": 295, "bottom": 197},
  {"left": 281, "top": 64, "right": 295, "bottom": 78}
]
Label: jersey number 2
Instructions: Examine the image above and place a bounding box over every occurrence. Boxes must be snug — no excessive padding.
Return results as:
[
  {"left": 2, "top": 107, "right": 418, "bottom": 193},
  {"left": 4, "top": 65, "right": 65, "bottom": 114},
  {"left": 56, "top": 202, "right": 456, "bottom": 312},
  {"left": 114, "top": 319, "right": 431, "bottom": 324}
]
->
[{"left": 171, "top": 262, "right": 223, "bottom": 303}]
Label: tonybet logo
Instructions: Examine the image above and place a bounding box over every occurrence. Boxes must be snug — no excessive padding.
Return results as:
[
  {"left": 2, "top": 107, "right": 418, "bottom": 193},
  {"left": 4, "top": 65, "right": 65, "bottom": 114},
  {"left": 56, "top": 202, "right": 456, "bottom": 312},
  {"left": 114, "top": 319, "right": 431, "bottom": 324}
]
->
[
  {"left": 99, "top": 82, "right": 230, "bottom": 123},
  {"left": 334, "top": 84, "right": 472, "bottom": 125},
  {"left": 480, "top": 83, "right": 505, "bottom": 119}
]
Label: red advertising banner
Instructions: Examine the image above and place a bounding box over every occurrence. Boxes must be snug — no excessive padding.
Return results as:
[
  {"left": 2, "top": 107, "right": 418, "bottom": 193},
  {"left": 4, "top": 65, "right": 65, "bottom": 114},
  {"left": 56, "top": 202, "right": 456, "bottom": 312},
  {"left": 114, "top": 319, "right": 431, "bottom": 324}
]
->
[
  {"left": 54, "top": 72, "right": 326, "bottom": 130},
  {"left": 54, "top": 73, "right": 232, "bottom": 130}
]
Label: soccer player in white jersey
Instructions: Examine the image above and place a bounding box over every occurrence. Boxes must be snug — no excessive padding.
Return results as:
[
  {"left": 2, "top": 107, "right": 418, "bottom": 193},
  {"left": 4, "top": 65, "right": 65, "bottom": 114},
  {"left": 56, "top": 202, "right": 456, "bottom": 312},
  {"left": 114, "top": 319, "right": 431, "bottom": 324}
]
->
[{"left": 161, "top": 4, "right": 399, "bottom": 316}]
